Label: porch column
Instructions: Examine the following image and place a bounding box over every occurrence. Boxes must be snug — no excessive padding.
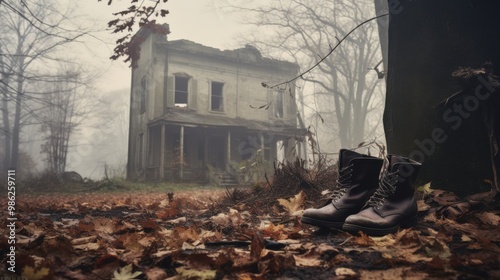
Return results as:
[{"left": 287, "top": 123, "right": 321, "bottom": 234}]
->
[
  {"left": 227, "top": 130, "right": 231, "bottom": 172},
  {"left": 180, "top": 125, "right": 184, "bottom": 180},
  {"left": 159, "top": 124, "right": 165, "bottom": 180}
]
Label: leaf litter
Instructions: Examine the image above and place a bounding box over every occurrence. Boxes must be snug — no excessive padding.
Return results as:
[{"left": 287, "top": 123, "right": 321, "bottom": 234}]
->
[{"left": 1, "top": 175, "right": 499, "bottom": 279}]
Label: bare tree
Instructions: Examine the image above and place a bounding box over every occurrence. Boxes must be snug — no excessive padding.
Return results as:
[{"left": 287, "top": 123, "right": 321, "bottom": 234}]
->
[
  {"left": 39, "top": 71, "right": 83, "bottom": 173},
  {"left": 221, "top": 0, "right": 385, "bottom": 150},
  {"left": 0, "top": 0, "right": 89, "bottom": 173}
]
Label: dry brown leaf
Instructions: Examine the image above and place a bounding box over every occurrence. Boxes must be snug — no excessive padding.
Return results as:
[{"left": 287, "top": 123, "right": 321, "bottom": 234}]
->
[
  {"left": 258, "top": 250, "right": 295, "bottom": 274},
  {"left": 293, "top": 255, "right": 323, "bottom": 267},
  {"left": 417, "top": 200, "right": 430, "bottom": 212},
  {"left": 259, "top": 222, "right": 288, "bottom": 240},
  {"left": 176, "top": 226, "right": 199, "bottom": 243},
  {"left": 22, "top": 266, "right": 51, "bottom": 280},
  {"left": 277, "top": 191, "right": 305, "bottom": 215},
  {"left": 74, "top": 243, "right": 100, "bottom": 251},
  {"left": 475, "top": 212, "right": 500, "bottom": 226},
  {"left": 71, "top": 236, "right": 97, "bottom": 245},
  {"left": 210, "top": 213, "right": 231, "bottom": 226},
  {"left": 351, "top": 231, "right": 374, "bottom": 246},
  {"left": 112, "top": 264, "right": 142, "bottom": 280},
  {"left": 175, "top": 267, "right": 217, "bottom": 280},
  {"left": 166, "top": 217, "right": 187, "bottom": 224},
  {"left": 94, "top": 218, "right": 116, "bottom": 234},
  {"left": 424, "top": 238, "right": 452, "bottom": 259},
  {"left": 360, "top": 267, "right": 428, "bottom": 280},
  {"left": 145, "top": 268, "right": 168, "bottom": 280},
  {"left": 250, "top": 232, "right": 266, "bottom": 261},
  {"left": 335, "top": 267, "right": 357, "bottom": 276},
  {"left": 461, "top": 234, "right": 472, "bottom": 242}
]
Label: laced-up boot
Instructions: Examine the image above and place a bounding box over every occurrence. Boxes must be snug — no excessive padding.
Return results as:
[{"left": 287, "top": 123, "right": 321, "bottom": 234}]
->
[
  {"left": 343, "top": 155, "right": 421, "bottom": 236},
  {"left": 300, "top": 149, "right": 383, "bottom": 229}
]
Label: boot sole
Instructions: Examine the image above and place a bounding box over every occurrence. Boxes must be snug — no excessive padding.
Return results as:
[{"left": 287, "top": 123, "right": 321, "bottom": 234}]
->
[
  {"left": 342, "top": 223, "right": 399, "bottom": 236},
  {"left": 342, "top": 216, "right": 418, "bottom": 236},
  {"left": 300, "top": 216, "right": 344, "bottom": 229}
]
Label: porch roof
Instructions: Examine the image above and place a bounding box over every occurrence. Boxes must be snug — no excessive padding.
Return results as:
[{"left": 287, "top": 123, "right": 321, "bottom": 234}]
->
[{"left": 148, "top": 109, "right": 305, "bottom": 137}]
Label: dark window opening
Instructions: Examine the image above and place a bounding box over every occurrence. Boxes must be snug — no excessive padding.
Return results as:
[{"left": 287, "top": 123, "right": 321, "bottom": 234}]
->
[
  {"left": 211, "top": 82, "right": 224, "bottom": 112},
  {"left": 175, "top": 76, "right": 189, "bottom": 106}
]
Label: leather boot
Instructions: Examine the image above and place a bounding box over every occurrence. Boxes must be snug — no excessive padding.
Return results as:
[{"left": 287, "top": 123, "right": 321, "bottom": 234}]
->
[
  {"left": 301, "top": 149, "right": 383, "bottom": 229},
  {"left": 343, "top": 155, "right": 421, "bottom": 236}
]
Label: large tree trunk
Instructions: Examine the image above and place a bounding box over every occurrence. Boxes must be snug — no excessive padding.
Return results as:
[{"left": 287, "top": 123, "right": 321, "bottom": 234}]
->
[
  {"left": 10, "top": 71, "right": 23, "bottom": 170},
  {"left": 0, "top": 54, "right": 11, "bottom": 172},
  {"left": 382, "top": 0, "right": 500, "bottom": 196}
]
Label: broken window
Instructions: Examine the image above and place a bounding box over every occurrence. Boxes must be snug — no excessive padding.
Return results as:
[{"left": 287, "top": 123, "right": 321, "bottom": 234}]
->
[
  {"left": 211, "top": 81, "right": 224, "bottom": 112},
  {"left": 274, "top": 90, "right": 284, "bottom": 118},
  {"left": 175, "top": 76, "right": 189, "bottom": 107},
  {"left": 140, "top": 77, "right": 147, "bottom": 113}
]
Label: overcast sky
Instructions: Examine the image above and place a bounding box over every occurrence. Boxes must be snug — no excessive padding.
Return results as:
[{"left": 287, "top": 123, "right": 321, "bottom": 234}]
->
[{"left": 79, "top": 0, "right": 246, "bottom": 93}]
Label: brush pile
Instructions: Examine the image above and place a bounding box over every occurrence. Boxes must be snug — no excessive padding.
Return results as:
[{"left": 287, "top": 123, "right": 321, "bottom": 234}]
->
[{"left": 221, "top": 157, "right": 338, "bottom": 211}]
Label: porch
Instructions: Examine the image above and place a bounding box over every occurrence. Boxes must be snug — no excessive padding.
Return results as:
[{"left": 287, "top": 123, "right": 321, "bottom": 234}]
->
[{"left": 144, "top": 122, "right": 301, "bottom": 185}]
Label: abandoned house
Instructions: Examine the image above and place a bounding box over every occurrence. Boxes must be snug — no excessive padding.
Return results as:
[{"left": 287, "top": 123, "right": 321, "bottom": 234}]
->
[{"left": 126, "top": 24, "right": 305, "bottom": 185}]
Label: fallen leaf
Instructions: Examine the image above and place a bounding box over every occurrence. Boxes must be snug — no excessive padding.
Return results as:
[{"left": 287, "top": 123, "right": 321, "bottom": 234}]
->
[
  {"left": 335, "top": 267, "right": 357, "bottom": 276},
  {"left": 250, "top": 232, "right": 266, "bottom": 261},
  {"left": 175, "top": 267, "right": 217, "bottom": 280},
  {"left": 277, "top": 191, "right": 305, "bottom": 215},
  {"left": 258, "top": 250, "right": 295, "bottom": 274},
  {"left": 74, "top": 243, "right": 100, "bottom": 251},
  {"left": 351, "top": 231, "right": 374, "bottom": 246},
  {"left": 166, "top": 216, "right": 187, "bottom": 224},
  {"left": 461, "top": 234, "right": 472, "bottom": 242},
  {"left": 417, "top": 200, "right": 430, "bottom": 212},
  {"left": 112, "top": 264, "right": 142, "bottom": 280},
  {"left": 145, "top": 268, "right": 168, "bottom": 280},
  {"left": 71, "top": 236, "right": 97, "bottom": 245},
  {"left": 182, "top": 241, "right": 206, "bottom": 250},
  {"left": 22, "top": 266, "right": 51, "bottom": 280},
  {"left": 293, "top": 255, "right": 322, "bottom": 267},
  {"left": 475, "top": 212, "right": 500, "bottom": 226},
  {"left": 424, "top": 238, "right": 451, "bottom": 259},
  {"left": 417, "top": 182, "right": 432, "bottom": 195}
]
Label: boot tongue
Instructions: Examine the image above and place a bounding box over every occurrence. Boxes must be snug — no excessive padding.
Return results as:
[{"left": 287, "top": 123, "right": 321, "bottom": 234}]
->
[{"left": 339, "top": 149, "right": 363, "bottom": 168}]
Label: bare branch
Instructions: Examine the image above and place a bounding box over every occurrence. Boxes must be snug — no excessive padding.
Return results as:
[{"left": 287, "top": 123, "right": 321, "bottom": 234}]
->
[{"left": 265, "top": 13, "right": 388, "bottom": 90}]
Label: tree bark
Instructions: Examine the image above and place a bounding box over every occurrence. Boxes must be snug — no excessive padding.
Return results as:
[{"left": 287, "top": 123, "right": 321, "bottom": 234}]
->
[{"left": 382, "top": 0, "right": 500, "bottom": 196}]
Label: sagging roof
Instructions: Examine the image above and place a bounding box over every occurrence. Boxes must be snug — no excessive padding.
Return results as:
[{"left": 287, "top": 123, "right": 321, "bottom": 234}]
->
[
  {"left": 148, "top": 108, "right": 305, "bottom": 137},
  {"left": 163, "top": 40, "right": 299, "bottom": 72}
]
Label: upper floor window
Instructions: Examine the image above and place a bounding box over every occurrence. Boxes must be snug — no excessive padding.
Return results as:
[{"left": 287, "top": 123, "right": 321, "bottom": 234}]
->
[
  {"left": 175, "top": 76, "right": 189, "bottom": 107},
  {"left": 140, "top": 77, "right": 147, "bottom": 113},
  {"left": 211, "top": 81, "right": 224, "bottom": 112},
  {"left": 274, "top": 90, "right": 284, "bottom": 118}
]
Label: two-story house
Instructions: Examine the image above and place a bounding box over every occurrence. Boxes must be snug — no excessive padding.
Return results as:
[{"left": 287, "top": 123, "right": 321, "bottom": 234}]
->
[{"left": 127, "top": 24, "right": 305, "bottom": 185}]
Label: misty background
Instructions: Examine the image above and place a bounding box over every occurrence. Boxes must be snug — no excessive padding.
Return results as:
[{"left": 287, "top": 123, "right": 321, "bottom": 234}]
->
[{"left": 1, "top": 0, "right": 385, "bottom": 180}]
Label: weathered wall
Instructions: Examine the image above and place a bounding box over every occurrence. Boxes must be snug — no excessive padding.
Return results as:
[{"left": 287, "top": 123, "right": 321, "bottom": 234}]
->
[
  {"left": 127, "top": 33, "right": 156, "bottom": 180},
  {"left": 162, "top": 45, "right": 297, "bottom": 125}
]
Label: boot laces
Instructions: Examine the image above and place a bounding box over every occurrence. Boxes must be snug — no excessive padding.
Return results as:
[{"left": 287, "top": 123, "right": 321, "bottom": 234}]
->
[
  {"left": 330, "top": 164, "right": 354, "bottom": 202},
  {"left": 367, "top": 170, "right": 399, "bottom": 207}
]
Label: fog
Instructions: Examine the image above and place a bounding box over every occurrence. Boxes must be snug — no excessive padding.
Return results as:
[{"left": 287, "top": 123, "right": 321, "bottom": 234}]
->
[{"left": 2, "top": 0, "right": 385, "bottom": 181}]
